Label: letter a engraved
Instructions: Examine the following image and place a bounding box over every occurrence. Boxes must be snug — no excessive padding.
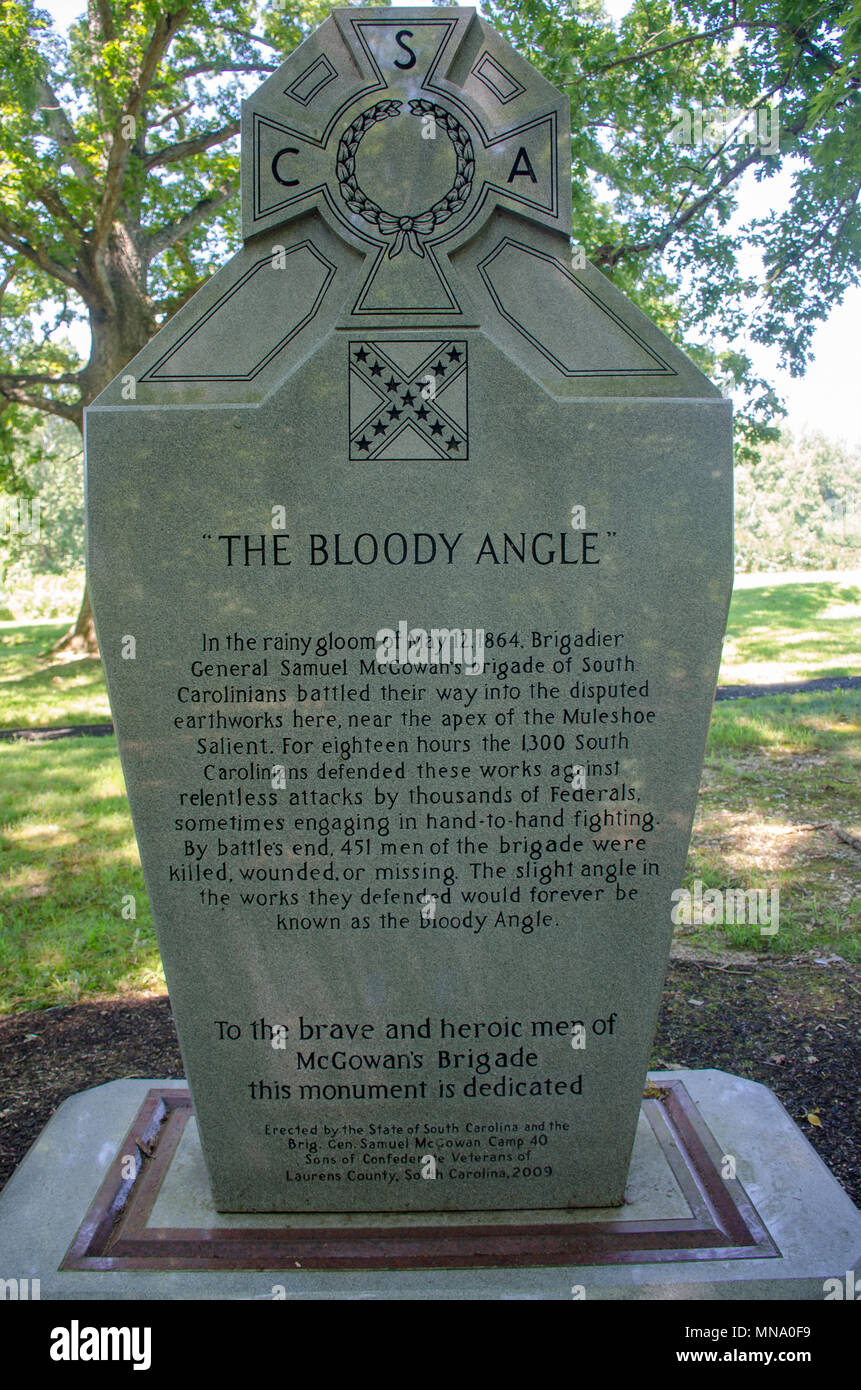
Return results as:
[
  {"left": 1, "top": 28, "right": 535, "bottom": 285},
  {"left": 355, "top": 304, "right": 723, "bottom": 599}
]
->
[{"left": 508, "top": 147, "right": 537, "bottom": 183}]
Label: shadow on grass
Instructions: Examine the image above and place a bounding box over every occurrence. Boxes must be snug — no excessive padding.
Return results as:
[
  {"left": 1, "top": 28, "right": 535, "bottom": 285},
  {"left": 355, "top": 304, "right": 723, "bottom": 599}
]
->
[
  {"left": 725, "top": 583, "right": 861, "bottom": 671},
  {"left": 690, "top": 690, "right": 861, "bottom": 957},
  {"left": 0, "top": 622, "right": 108, "bottom": 730},
  {"left": 0, "top": 737, "right": 161, "bottom": 1011}
]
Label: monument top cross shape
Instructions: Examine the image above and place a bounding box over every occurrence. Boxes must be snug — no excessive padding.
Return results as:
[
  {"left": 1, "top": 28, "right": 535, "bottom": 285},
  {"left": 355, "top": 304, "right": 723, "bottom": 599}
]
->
[
  {"left": 242, "top": 5, "right": 571, "bottom": 314},
  {"left": 96, "top": 6, "right": 716, "bottom": 409}
]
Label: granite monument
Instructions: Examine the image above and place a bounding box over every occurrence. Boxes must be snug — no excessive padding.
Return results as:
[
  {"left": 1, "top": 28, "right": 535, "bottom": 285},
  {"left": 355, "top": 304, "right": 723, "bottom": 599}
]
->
[{"left": 86, "top": 6, "right": 733, "bottom": 1213}]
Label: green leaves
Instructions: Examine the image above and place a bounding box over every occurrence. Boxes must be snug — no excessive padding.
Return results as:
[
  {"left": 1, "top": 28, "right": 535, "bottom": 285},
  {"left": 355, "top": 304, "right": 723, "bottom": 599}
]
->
[
  {"left": 0, "top": 0, "right": 328, "bottom": 425},
  {"left": 487, "top": 0, "right": 861, "bottom": 446},
  {"left": 0, "top": 0, "right": 857, "bottom": 456},
  {"left": 733, "top": 427, "right": 861, "bottom": 567}
]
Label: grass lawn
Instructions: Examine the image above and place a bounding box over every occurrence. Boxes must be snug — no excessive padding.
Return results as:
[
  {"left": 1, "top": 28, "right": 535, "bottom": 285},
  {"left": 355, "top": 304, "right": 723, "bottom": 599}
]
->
[
  {"left": 0, "top": 737, "right": 162, "bottom": 1012},
  {"left": 0, "top": 573, "right": 859, "bottom": 1010},
  {"left": 720, "top": 571, "right": 860, "bottom": 684},
  {"left": 0, "top": 620, "right": 110, "bottom": 729},
  {"left": 680, "top": 689, "right": 860, "bottom": 959}
]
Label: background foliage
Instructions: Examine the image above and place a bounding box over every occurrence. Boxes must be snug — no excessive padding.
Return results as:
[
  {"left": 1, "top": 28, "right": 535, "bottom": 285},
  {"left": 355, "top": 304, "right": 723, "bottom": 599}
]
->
[
  {"left": 0, "top": 0, "right": 858, "bottom": 619},
  {"left": 480, "top": 0, "right": 861, "bottom": 453},
  {"left": 734, "top": 430, "right": 861, "bottom": 571}
]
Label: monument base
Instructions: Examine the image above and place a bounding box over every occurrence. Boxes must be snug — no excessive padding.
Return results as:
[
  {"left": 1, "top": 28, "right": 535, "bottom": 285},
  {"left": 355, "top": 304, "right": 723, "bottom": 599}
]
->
[{"left": 1, "top": 1071, "right": 858, "bottom": 1299}]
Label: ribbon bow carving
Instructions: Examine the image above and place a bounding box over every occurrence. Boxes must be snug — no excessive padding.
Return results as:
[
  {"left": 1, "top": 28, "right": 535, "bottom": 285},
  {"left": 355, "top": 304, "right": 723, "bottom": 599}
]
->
[{"left": 377, "top": 211, "right": 438, "bottom": 258}]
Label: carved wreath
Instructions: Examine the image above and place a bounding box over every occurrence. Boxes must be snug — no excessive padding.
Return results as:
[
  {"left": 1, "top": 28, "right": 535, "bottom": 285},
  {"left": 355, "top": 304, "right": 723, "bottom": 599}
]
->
[{"left": 336, "top": 99, "right": 475, "bottom": 258}]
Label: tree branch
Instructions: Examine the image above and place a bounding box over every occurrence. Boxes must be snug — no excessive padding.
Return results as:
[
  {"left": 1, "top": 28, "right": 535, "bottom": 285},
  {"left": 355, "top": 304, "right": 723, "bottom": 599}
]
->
[
  {"left": 0, "top": 369, "right": 81, "bottom": 387},
  {"left": 220, "top": 27, "right": 282, "bottom": 51},
  {"left": 595, "top": 102, "right": 811, "bottom": 272},
  {"left": 153, "top": 61, "right": 278, "bottom": 84},
  {"left": 765, "top": 182, "right": 861, "bottom": 285},
  {"left": 38, "top": 187, "right": 86, "bottom": 234},
  {"left": 33, "top": 77, "right": 94, "bottom": 184},
  {"left": 586, "top": 14, "right": 848, "bottom": 78},
  {"left": 667, "top": 76, "right": 789, "bottom": 225},
  {"left": 783, "top": 23, "right": 844, "bottom": 79},
  {"left": 92, "top": 6, "right": 192, "bottom": 251},
  {"left": 595, "top": 145, "right": 768, "bottom": 269},
  {"left": 0, "top": 214, "right": 88, "bottom": 296},
  {"left": 588, "top": 25, "right": 739, "bottom": 73},
  {"left": 94, "top": 0, "right": 116, "bottom": 42},
  {"left": 0, "top": 382, "right": 82, "bottom": 424},
  {"left": 826, "top": 184, "right": 861, "bottom": 269},
  {"left": 148, "top": 99, "right": 195, "bottom": 131},
  {"left": 143, "top": 119, "right": 240, "bottom": 171},
  {"left": 35, "top": 292, "right": 72, "bottom": 349},
  {"left": 0, "top": 270, "right": 14, "bottom": 315},
  {"left": 145, "top": 181, "right": 235, "bottom": 260}
]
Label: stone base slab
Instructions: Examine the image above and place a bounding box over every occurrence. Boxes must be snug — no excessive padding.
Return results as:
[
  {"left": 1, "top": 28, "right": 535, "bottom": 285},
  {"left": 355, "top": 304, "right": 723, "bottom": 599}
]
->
[{"left": 1, "top": 1070, "right": 858, "bottom": 1299}]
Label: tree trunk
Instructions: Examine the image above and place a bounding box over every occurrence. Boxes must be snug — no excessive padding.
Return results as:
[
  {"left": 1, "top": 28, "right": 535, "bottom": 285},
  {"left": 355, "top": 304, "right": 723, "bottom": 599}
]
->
[
  {"left": 48, "top": 414, "right": 96, "bottom": 658},
  {"left": 49, "top": 229, "right": 157, "bottom": 660},
  {"left": 50, "top": 581, "right": 97, "bottom": 657}
]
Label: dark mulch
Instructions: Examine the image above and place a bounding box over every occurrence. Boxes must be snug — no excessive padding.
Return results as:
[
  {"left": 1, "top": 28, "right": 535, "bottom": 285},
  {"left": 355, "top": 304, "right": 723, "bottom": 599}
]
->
[
  {"left": 652, "top": 956, "right": 860, "bottom": 1205},
  {"left": 0, "top": 722, "right": 115, "bottom": 742},
  {"left": 1, "top": 958, "right": 858, "bottom": 1206},
  {"left": 715, "top": 675, "right": 861, "bottom": 700},
  {"left": 0, "top": 995, "right": 184, "bottom": 1193}
]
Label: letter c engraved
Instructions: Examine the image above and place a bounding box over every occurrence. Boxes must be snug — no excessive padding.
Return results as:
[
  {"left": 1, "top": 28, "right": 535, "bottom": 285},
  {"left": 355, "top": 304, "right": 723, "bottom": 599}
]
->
[
  {"left": 272, "top": 148, "right": 300, "bottom": 187},
  {"left": 394, "top": 29, "right": 417, "bottom": 70}
]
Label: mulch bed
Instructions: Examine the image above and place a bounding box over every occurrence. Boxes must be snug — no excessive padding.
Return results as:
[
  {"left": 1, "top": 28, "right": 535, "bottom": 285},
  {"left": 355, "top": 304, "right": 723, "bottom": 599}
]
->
[
  {"left": 1, "top": 957, "right": 858, "bottom": 1206},
  {"left": 652, "top": 956, "right": 860, "bottom": 1206}
]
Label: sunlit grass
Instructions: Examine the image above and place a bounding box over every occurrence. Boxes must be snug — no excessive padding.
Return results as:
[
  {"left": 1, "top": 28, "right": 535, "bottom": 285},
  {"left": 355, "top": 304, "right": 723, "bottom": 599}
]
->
[
  {"left": 0, "top": 620, "right": 110, "bottom": 729},
  {"left": 0, "top": 737, "right": 163, "bottom": 1011},
  {"left": 720, "top": 579, "right": 861, "bottom": 684},
  {"left": 680, "top": 689, "right": 861, "bottom": 958},
  {"left": 709, "top": 688, "right": 860, "bottom": 752}
]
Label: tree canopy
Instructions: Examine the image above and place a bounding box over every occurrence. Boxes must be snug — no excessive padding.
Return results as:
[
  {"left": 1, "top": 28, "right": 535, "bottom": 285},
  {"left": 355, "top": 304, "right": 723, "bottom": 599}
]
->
[
  {"left": 1, "top": 0, "right": 858, "bottom": 433},
  {"left": 482, "top": 0, "right": 860, "bottom": 447},
  {"left": 0, "top": 0, "right": 333, "bottom": 430},
  {"left": 0, "top": 0, "right": 334, "bottom": 644},
  {"left": 0, "top": 0, "right": 858, "bottom": 640}
]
